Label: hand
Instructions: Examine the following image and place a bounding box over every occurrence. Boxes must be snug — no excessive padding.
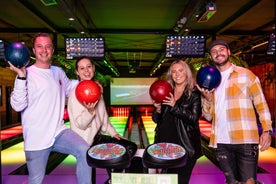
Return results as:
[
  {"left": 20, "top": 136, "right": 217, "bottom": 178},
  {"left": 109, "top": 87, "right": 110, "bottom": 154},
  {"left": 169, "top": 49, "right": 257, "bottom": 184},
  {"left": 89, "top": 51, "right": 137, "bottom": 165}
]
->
[
  {"left": 196, "top": 84, "right": 214, "bottom": 102},
  {"left": 153, "top": 100, "right": 161, "bottom": 113},
  {"left": 113, "top": 134, "right": 127, "bottom": 140},
  {"left": 94, "top": 80, "right": 103, "bottom": 93},
  {"left": 163, "top": 93, "right": 175, "bottom": 107},
  {"left": 259, "top": 132, "right": 272, "bottom": 151},
  {"left": 8, "top": 61, "right": 26, "bottom": 77},
  {"left": 83, "top": 100, "right": 98, "bottom": 114}
]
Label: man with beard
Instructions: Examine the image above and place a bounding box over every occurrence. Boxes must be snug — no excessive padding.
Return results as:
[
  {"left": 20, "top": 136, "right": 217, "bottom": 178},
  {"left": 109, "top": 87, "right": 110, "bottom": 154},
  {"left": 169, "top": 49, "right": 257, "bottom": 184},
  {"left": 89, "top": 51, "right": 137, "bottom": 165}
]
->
[{"left": 197, "top": 40, "right": 272, "bottom": 184}]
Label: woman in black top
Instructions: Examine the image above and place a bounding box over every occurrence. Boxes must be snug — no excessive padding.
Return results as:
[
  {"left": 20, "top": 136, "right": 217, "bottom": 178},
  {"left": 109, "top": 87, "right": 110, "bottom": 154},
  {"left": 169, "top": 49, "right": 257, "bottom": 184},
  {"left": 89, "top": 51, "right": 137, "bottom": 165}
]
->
[{"left": 152, "top": 59, "right": 202, "bottom": 184}]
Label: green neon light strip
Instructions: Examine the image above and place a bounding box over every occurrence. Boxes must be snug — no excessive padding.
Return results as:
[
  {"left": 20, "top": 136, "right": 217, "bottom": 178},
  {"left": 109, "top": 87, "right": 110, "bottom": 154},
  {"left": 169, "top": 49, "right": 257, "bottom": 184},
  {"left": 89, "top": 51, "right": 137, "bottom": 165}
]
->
[
  {"left": 40, "top": 0, "right": 57, "bottom": 6},
  {"left": 141, "top": 116, "right": 156, "bottom": 145}
]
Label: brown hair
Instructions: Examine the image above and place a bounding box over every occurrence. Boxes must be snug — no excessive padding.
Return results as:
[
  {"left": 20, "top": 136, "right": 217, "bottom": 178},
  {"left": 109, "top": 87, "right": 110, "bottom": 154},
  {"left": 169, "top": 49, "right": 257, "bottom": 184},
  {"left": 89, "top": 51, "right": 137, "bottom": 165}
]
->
[
  {"left": 75, "top": 56, "right": 95, "bottom": 70},
  {"left": 32, "top": 33, "right": 53, "bottom": 47},
  {"left": 75, "top": 56, "right": 95, "bottom": 81}
]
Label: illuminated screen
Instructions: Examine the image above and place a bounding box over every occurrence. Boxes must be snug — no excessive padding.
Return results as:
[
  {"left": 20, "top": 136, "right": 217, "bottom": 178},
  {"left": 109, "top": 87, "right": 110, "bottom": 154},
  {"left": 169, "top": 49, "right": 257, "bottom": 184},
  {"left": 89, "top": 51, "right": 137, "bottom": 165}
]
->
[
  {"left": 110, "top": 78, "right": 158, "bottom": 105},
  {"left": 267, "top": 33, "right": 275, "bottom": 55},
  {"left": 0, "top": 40, "right": 5, "bottom": 59},
  {"left": 65, "top": 37, "right": 105, "bottom": 60},
  {"left": 0, "top": 39, "right": 6, "bottom": 67},
  {"left": 165, "top": 35, "right": 206, "bottom": 58}
]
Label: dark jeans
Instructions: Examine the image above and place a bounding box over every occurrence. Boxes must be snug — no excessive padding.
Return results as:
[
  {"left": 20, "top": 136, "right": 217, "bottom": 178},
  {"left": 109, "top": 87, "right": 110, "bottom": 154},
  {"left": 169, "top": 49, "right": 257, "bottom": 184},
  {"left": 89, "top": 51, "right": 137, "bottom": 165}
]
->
[{"left": 215, "top": 144, "right": 259, "bottom": 184}]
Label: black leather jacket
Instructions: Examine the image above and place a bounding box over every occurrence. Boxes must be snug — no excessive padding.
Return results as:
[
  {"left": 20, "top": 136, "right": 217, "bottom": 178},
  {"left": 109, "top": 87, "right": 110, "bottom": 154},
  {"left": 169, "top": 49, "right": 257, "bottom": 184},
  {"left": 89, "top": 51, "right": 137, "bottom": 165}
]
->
[{"left": 152, "top": 89, "right": 203, "bottom": 160}]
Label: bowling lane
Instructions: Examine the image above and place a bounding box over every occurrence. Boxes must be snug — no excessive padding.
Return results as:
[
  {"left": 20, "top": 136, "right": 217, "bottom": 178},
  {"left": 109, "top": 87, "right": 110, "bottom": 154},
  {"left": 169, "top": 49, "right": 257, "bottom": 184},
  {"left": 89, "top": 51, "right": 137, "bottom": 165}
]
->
[
  {"left": 108, "top": 116, "right": 129, "bottom": 136},
  {"left": 1, "top": 125, "right": 22, "bottom": 141},
  {"left": 1, "top": 114, "right": 129, "bottom": 176},
  {"left": 1, "top": 125, "right": 25, "bottom": 175},
  {"left": 1, "top": 142, "right": 26, "bottom": 175},
  {"left": 2, "top": 112, "right": 276, "bottom": 184},
  {"left": 1, "top": 125, "right": 23, "bottom": 150},
  {"left": 141, "top": 116, "right": 156, "bottom": 145}
]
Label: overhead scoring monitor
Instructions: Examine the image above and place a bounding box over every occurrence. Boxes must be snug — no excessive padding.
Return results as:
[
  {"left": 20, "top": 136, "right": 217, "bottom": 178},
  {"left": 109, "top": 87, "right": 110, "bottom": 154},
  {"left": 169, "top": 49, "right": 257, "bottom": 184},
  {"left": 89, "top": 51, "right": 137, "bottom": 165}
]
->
[
  {"left": 65, "top": 37, "right": 105, "bottom": 60},
  {"left": 267, "top": 33, "right": 275, "bottom": 56},
  {"left": 0, "top": 39, "right": 6, "bottom": 67},
  {"left": 0, "top": 40, "right": 5, "bottom": 61},
  {"left": 165, "top": 35, "right": 206, "bottom": 58}
]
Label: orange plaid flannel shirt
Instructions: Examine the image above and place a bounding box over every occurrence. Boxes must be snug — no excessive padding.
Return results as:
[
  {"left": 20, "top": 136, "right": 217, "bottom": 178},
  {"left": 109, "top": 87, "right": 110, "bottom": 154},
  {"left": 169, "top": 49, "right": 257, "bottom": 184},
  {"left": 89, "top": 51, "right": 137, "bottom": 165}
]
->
[{"left": 202, "top": 64, "right": 272, "bottom": 148}]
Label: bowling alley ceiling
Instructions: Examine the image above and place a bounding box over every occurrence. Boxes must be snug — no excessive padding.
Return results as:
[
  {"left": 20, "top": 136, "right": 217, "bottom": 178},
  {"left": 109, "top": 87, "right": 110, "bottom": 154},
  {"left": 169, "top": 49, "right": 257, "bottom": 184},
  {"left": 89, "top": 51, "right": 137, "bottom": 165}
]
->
[{"left": 0, "top": 0, "right": 275, "bottom": 77}]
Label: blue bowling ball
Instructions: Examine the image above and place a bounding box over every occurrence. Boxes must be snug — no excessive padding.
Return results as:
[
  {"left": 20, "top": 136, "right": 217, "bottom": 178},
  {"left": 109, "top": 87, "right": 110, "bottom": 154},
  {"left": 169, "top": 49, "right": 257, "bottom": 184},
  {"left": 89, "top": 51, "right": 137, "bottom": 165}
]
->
[
  {"left": 196, "top": 65, "right": 221, "bottom": 90},
  {"left": 5, "top": 42, "right": 30, "bottom": 68}
]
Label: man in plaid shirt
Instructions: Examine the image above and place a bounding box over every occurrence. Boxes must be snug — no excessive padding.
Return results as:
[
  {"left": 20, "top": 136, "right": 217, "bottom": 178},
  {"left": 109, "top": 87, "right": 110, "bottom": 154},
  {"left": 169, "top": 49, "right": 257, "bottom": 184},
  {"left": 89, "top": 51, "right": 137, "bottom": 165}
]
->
[{"left": 197, "top": 40, "right": 272, "bottom": 184}]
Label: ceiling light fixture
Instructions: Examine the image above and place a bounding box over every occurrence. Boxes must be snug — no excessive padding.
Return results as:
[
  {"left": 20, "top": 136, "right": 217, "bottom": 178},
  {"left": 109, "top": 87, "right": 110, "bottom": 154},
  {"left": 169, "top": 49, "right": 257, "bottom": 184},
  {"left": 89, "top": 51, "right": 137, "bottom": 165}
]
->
[
  {"left": 251, "top": 41, "right": 268, "bottom": 49},
  {"left": 234, "top": 51, "right": 242, "bottom": 56},
  {"left": 150, "top": 58, "right": 166, "bottom": 76},
  {"left": 129, "top": 68, "right": 136, "bottom": 74},
  {"left": 197, "top": 2, "right": 217, "bottom": 23},
  {"left": 57, "top": 1, "right": 90, "bottom": 35},
  {"left": 173, "top": 17, "right": 187, "bottom": 33},
  {"left": 40, "top": 0, "right": 57, "bottom": 6}
]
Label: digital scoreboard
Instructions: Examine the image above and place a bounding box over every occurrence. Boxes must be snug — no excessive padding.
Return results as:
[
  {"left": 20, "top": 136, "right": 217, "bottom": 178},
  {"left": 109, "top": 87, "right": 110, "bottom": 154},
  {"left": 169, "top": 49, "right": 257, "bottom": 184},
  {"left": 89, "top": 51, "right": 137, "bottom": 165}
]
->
[
  {"left": 65, "top": 37, "right": 105, "bottom": 60},
  {"left": 165, "top": 35, "right": 206, "bottom": 58}
]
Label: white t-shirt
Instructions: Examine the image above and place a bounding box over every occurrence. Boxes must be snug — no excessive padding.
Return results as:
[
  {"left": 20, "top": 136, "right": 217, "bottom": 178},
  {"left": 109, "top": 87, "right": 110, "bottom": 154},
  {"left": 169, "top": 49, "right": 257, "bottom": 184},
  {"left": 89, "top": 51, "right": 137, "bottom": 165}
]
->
[{"left": 215, "top": 66, "right": 232, "bottom": 143}]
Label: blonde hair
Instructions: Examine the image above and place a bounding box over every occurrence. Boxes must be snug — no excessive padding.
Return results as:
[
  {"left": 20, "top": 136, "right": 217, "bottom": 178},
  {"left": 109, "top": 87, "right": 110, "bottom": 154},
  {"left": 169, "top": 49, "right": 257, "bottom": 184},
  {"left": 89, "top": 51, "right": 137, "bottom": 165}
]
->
[{"left": 166, "top": 59, "right": 195, "bottom": 97}]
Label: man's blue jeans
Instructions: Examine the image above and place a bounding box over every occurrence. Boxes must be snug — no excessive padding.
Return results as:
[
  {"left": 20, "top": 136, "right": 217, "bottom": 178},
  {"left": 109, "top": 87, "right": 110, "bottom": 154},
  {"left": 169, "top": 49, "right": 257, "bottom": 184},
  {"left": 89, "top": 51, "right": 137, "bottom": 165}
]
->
[
  {"left": 25, "top": 129, "right": 92, "bottom": 184},
  {"left": 215, "top": 143, "right": 259, "bottom": 184}
]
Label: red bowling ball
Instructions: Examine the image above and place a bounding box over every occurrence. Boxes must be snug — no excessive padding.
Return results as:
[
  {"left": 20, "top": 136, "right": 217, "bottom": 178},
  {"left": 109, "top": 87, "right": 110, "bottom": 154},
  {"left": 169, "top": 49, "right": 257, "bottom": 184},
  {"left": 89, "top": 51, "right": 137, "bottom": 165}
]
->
[
  {"left": 63, "top": 108, "right": 69, "bottom": 121},
  {"left": 75, "top": 80, "right": 101, "bottom": 104},
  {"left": 149, "top": 80, "right": 173, "bottom": 103}
]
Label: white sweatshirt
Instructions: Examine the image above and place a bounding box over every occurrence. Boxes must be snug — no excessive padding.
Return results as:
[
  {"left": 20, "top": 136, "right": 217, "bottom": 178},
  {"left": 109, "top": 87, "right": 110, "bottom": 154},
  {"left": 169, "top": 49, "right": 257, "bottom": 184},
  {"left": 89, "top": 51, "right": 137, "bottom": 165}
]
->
[
  {"left": 10, "top": 65, "right": 77, "bottom": 151},
  {"left": 68, "top": 85, "right": 118, "bottom": 146}
]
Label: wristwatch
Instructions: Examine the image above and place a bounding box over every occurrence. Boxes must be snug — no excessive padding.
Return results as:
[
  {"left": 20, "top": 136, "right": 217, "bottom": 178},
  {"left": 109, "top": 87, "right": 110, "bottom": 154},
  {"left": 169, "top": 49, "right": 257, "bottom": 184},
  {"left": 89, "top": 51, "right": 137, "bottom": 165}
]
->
[
  {"left": 17, "top": 76, "right": 26, "bottom": 80},
  {"left": 264, "top": 130, "right": 273, "bottom": 135}
]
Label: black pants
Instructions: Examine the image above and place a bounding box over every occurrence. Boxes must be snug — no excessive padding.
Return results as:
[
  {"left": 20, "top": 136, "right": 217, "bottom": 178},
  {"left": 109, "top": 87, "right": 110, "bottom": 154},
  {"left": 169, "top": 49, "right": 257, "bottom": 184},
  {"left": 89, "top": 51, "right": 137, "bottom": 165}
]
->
[{"left": 165, "top": 158, "right": 197, "bottom": 184}]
